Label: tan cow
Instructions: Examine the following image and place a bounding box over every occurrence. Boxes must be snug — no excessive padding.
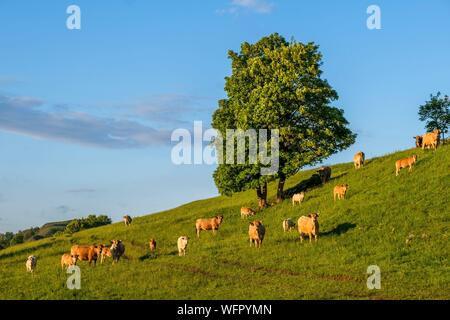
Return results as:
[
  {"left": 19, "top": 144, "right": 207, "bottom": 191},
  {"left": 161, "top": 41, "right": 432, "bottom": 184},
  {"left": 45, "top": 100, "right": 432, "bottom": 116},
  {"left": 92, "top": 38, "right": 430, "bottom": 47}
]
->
[
  {"left": 149, "top": 238, "right": 157, "bottom": 254},
  {"left": 298, "top": 213, "right": 319, "bottom": 243},
  {"left": 395, "top": 155, "right": 417, "bottom": 176},
  {"left": 26, "top": 255, "right": 37, "bottom": 273},
  {"left": 100, "top": 247, "right": 112, "bottom": 264},
  {"left": 422, "top": 129, "right": 441, "bottom": 150},
  {"left": 353, "top": 151, "right": 365, "bottom": 169},
  {"left": 240, "top": 207, "right": 256, "bottom": 218},
  {"left": 317, "top": 166, "right": 331, "bottom": 184},
  {"left": 110, "top": 240, "right": 125, "bottom": 264},
  {"left": 333, "top": 184, "right": 349, "bottom": 201},
  {"left": 177, "top": 236, "right": 189, "bottom": 256},
  {"left": 413, "top": 135, "right": 423, "bottom": 148},
  {"left": 70, "top": 244, "right": 104, "bottom": 266},
  {"left": 248, "top": 220, "right": 265, "bottom": 248},
  {"left": 123, "top": 215, "right": 132, "bottom": 226},
  {"left": 282, "top": 218, "right": 295, "bottom": 232},
  {"left": 292, "top": 192, "right": 305, "bottom": 206},
  {"left": 61, "top": 253, "right": 77, "bottom": 269},
  {"left": 195, "top": 215, "right": 224, "bottom": 238}
]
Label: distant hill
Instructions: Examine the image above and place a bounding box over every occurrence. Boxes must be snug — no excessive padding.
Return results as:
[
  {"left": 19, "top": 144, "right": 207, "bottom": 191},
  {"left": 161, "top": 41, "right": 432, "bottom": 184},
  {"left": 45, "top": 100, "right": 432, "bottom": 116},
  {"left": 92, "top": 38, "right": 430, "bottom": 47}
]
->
[
  {"left": 0, "top": 144, "right": 448, "bottom": 299},
  {"left": 36, "top": 220, "right": 73, "bottom": 238}
]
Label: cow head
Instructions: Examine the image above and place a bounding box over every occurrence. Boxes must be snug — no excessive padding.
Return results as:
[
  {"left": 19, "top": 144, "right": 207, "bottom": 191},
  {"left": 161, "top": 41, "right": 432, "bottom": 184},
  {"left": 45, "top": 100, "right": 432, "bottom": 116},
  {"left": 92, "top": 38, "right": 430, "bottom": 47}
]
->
[
  {"left": 309, "top": 213, "right": 319, "bottom": 222},
  {"left": 216, "top": 215, "right": 224, "bottom": 223},
  {"left": 412, "top": 154, "right": 418, "bottom": 162}
]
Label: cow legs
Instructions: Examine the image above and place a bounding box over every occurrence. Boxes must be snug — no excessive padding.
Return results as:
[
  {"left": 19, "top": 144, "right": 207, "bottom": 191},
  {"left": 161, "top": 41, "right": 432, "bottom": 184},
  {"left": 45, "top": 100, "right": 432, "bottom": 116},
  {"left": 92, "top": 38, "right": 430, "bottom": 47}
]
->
[{"left": 300, "top": 233, "right": 304, "bottom": 243}]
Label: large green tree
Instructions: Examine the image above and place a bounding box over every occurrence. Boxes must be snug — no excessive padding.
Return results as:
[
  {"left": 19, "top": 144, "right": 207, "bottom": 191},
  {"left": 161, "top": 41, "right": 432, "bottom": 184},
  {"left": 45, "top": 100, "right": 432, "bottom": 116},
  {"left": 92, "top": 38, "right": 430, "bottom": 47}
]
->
[
  {"left": 212, "top": 33, "right": 355, "bottom": 207},
  {"left": 418, "top": 92, "right": 450, "bottom": 141}
]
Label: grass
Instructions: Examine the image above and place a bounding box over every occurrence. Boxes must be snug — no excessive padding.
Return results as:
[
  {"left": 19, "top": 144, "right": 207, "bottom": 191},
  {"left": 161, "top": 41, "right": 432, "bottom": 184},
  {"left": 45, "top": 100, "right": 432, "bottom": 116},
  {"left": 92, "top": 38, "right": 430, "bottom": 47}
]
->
[{"left": 0, "top": 145, "right": 449, "bottom": 300}]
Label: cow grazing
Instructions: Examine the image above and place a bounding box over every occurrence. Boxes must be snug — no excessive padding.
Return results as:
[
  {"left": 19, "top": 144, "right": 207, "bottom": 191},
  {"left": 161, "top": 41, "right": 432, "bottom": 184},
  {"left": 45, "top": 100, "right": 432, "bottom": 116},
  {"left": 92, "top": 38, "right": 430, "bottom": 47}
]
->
[
  {"left": 123, "top": 215, "right": 132, "bottom": 226},
  {"left": 395, "top": 155, "right": 417, "bottom": 176},
  {"left": 422, "top": 129, "right": 441, "bottom": 150},
  {"left": 177, "top": 236, "right": 189, "bottom": 256},
  {"left": 298, "top": 213, "right": 320, "bottom": 243},
  {"left": 71, "top": 244, "right": 104, "bottom": 266},
  {"left": 195, "top": 215, "right": 224, "bottom": 238},
  {"left": 282, "top": 218, "right": 295, "bottom": 232},
  {"left": 317, "top": 166, "right": 331, "bottom": 184},
  {"left": 26, "top": 255, "right": 37, "bottom": 273},
  {"left": 333, "top": 184, "right": 349, "bottom": 201},
  {"left": 61, "top": 253, "right": 77, "bottom": 269},
  {"left": 413, "top": 135, "right": 423, "bottom": 148},
  {"left": 292, "top": 192, "right": 305, "bottom": 206},
  {"left": 100, "top": 247, "right": 112, "bottom": 264},
  {"left": 149, "top": 238, "right": 157, "bottom": 254},
  {"left": 240, "top": 207, "right": 256, "bottom": 218},
  {"left": 353, "top": 151, "right": 365, "bottom": 169},
  {"left": 248, "top": 220, "right": 265, "bottom": 248},
  {"left": 110, "top": 240, "right": 125, "bottom": 264}
]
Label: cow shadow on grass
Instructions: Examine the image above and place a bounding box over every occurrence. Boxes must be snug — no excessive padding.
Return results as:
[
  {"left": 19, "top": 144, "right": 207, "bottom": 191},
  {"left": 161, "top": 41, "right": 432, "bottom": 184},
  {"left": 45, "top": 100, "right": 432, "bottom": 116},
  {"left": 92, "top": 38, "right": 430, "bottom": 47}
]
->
[
  {"left": 321, "top": 222, "right": 356, "bottom": 237},
  {"left": 138, "top": 252, "right": 158, "bottom": 261},
  {"left": 329, "top": 171, "right": 348, "bottom": 183},
  {"left": 284, "top": 174, "right": 323, "bottom": 198}
]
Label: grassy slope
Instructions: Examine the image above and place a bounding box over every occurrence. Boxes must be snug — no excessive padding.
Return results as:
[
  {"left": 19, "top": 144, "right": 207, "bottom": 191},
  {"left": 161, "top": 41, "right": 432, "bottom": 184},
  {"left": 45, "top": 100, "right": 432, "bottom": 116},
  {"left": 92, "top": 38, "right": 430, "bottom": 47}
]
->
[{"left": 0, "top": 145, "right": 449, "bottom": 300}]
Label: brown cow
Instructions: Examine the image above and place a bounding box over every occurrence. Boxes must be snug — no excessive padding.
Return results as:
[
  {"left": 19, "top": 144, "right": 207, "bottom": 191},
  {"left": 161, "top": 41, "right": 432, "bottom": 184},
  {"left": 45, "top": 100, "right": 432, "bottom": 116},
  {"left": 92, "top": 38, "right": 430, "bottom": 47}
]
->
[
  {"left": 297, "top": 213, "right": 319, "bottom": 243},
  {"left": 61, "top": 253, "right": 77, "bottom": 269},
  {"left": 195, "top": 215, "right": 224, "bottom": 238},
  {"left": 248, "top": 220, "right": 265, "bottom": 248},
  {"left": 70, "top": 244, "right": 104, "bottom": 266},
  {"left": 317, "top": 166, "right": 331, "bottom": 184},
  {"left": 413, "top": 135, "right": 423, "bottom": 148},
  {"left": 240, "top": 207, "right": 256, "bottom": 218},
  {"left": 353, "top": 151, "right": 365, "bottom": 169},
  {"left": 292, "top": 192, "right": 305, "bottom": 206},
  {"left": 422, "top": 129, "right": 441, "bottom": 150},
  {"left": 395, "top": 155, "right": 417, "bottom": 176},
  {"left": 333, "top": 184, "right": 349, "bottom": 201},
  {"left": 149, "top": 238, "right": 157, "bottom": 254}
]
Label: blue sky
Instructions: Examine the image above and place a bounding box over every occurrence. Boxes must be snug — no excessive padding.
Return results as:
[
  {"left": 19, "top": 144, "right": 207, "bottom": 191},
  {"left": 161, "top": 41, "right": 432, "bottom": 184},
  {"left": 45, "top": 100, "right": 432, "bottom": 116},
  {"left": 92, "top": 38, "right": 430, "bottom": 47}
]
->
[{"left": 1, "top": 0, "right": 449, "bottom": 232}]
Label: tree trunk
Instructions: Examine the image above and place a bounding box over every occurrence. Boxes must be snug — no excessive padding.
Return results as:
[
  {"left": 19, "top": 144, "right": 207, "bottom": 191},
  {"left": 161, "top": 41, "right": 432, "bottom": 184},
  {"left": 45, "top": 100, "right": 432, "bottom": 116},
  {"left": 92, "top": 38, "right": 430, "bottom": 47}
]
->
[
  {"left": 276, "top": 175, "right": 286, "bottom": 203},
  {"left": 256, "top": 183, "right": 267, "bottom": 209}
]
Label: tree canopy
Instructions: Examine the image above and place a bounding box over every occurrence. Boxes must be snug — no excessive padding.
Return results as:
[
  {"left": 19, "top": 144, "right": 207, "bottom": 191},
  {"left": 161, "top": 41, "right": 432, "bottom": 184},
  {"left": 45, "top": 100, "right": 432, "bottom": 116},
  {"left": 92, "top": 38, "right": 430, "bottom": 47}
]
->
[
  {"left": 419, "top": 92, "right": 450, "bottom": 141},
  {"left": 212, "top": 33, "right": 356, "bottom": 207}
]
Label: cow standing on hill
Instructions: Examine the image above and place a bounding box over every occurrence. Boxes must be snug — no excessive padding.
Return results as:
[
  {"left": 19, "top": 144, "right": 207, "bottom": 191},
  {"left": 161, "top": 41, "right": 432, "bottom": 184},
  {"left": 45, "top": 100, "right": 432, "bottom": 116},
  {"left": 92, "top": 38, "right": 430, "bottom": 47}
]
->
[
  {"left": 71, "top": 244, "right": 104, "bottom": 266},
  {"left": 61, "top": 253, "right": 77, "bottom": 269},
  {"left": 110, "top": 240, "right": 125, "bottom": 264},
  {"left": 292, "top": 192, "right": 305, "bottom": 206},
  {"left": 395, "top": 155, "right": 418, "bottom": 176},
  {"left": 353, "top": 151, "right": 365, "bottom": 169},
  {"left": 195, "top": 215, "right": 224, "bottom": 238},
  {"left": 413, "top": 135, "right": 423, "bottom": 148},
  {"left": 317, "top": 166, "right": 331, "bottom": 184},
  {"left": 123, "top": 215, "right": 132, "bottom": 226},
  {"left": 149, "top": 239, "right": 157, "bottom": 254},
  {"left": 177, "top": 236, "right": 189, "bottom": 256},
  {"left": 333, "top": 184, "right": 349, "bottom": 201},
  {"left": 422, "top": 129, "right": 441, "bottom": 150},
  {"left": 26, "top": 255, "right": 37, "bottom": 273},
  {"left": 248, "top": 220, "right": 265, "bottom": 248},
  {"left": 298, "top": 213, "right": 319, "bottom": 243}
]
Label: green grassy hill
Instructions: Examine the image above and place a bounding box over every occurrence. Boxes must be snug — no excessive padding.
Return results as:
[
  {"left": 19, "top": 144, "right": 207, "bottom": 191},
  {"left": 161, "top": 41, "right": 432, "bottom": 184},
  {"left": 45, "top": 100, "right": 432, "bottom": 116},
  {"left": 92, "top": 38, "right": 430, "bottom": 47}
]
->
[{"left": 0, "top": 145, "right": 449, "bottom": 300}]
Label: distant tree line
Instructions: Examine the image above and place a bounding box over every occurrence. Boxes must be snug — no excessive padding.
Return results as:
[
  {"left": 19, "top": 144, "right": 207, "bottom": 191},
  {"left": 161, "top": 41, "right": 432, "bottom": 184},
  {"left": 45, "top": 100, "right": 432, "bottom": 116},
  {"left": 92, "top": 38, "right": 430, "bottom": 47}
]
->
[
  {"left": 0, "top": 214, "right": 111, "bottom": 250},
  {"left": 64, "top": 215, "right": 111, "bottom": 234}
]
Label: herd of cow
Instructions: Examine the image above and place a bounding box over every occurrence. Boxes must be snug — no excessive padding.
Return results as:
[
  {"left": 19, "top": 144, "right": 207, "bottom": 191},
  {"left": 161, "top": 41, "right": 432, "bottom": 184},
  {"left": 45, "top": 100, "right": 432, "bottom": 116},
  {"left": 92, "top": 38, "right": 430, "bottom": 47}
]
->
[{"left": 24, "top": 128, "right": 443, "bottom": 273}]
